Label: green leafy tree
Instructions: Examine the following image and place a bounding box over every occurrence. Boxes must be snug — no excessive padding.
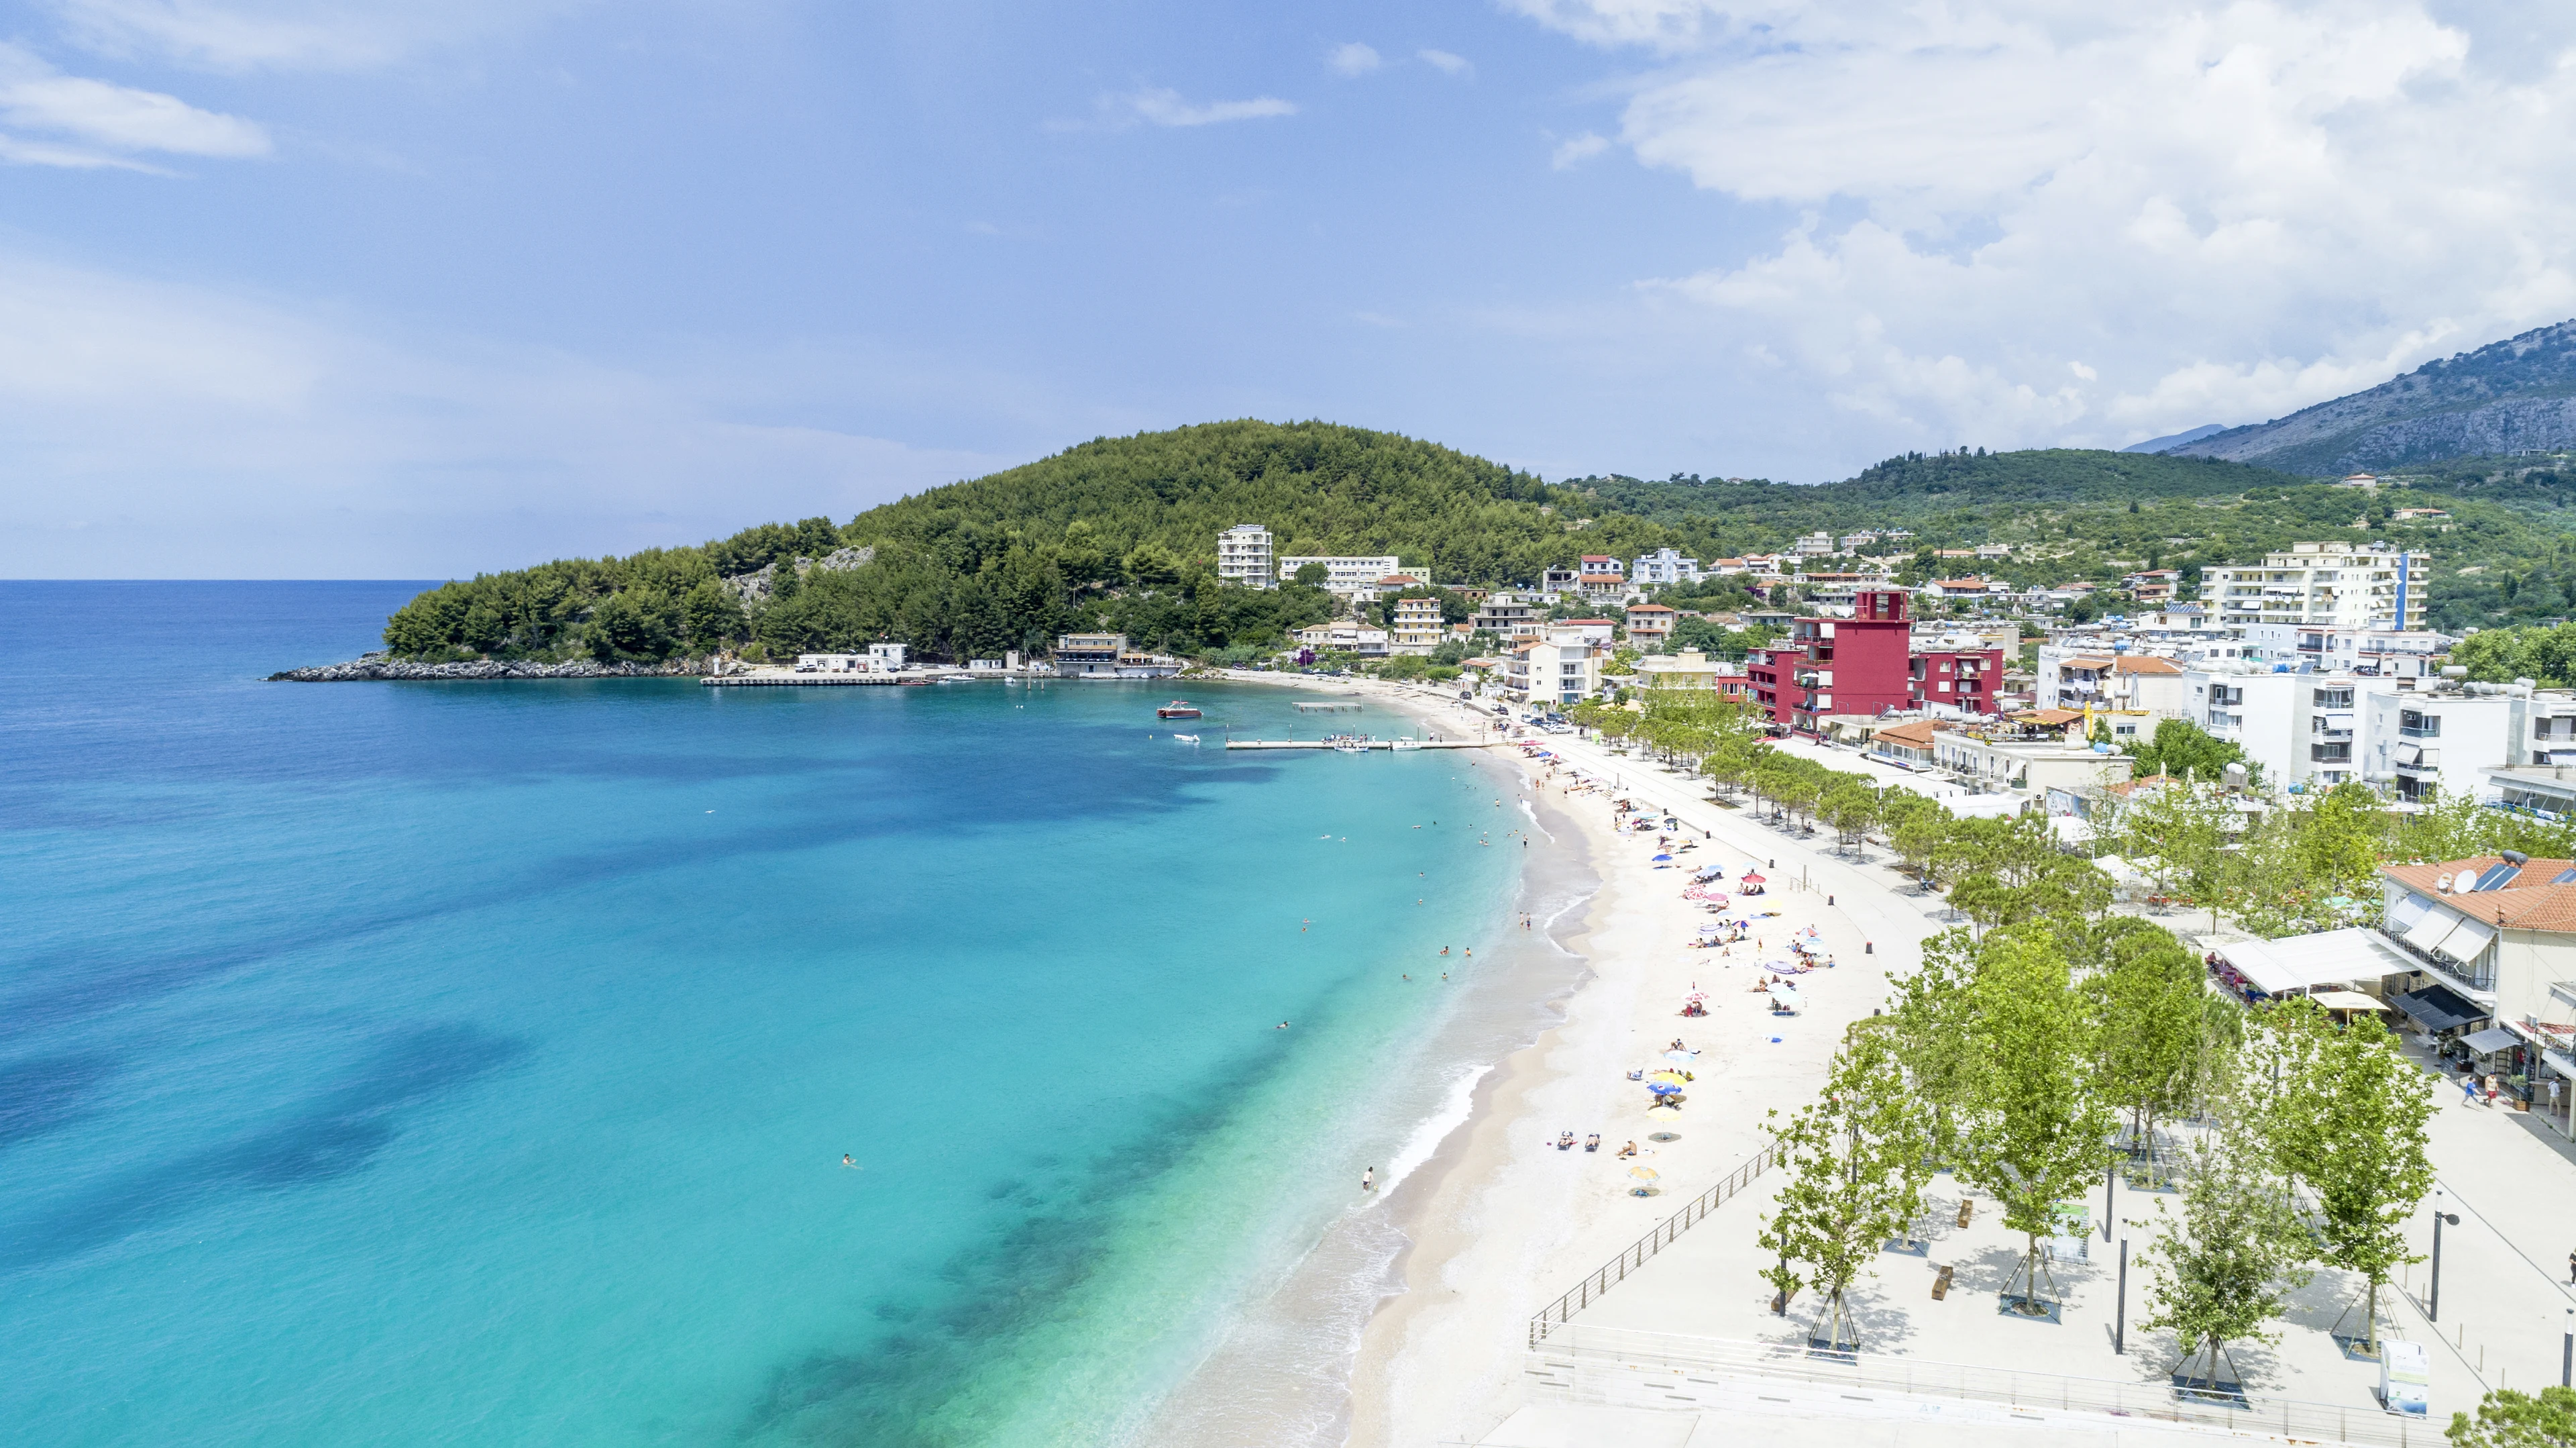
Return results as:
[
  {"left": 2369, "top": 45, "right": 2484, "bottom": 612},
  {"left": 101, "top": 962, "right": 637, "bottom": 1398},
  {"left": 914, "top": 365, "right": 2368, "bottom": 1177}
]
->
[
  {"left": 2088, "top": 922, "right": 2206, "bottom": 1185},
  {"left": 1758, "top": 1029, "right": 1935, "bottom": 1349},
  {"left": 2140, "top": 1088, "right": 2314, "bottom": 1392},
  {"left": 680, "top": 578, "right": 747, "bottom": 651},
  {"left": 2448, "top": 1386, "right": 2576, "bottom": 1448},
  {"left": 1820, "top": 781, "right": 1881, "bottom": 853},
  {"left": 1886, "top": 930, "right": 1982, "bottom": 1166},
  {"left": 2257, "top": 1003, "right": 2436, "bottom": 1355},
  {"left": 1955, "top": 924, "right": 2113, "bottom": 1310}
]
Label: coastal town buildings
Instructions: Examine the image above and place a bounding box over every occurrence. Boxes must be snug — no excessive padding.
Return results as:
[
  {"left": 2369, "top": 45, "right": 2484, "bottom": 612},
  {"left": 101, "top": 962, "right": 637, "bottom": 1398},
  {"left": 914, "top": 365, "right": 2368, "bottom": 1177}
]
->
[
  {"left": 1631, "top": 650, "right": 1747, "bottom": 698},
  {"left": 1622, "top": 604, "right": 1676, "bottom": 648},
  {"left": 1277, "top": 554, "right": 1407, "bottom": 596},
  {"left": 1629, "top": 548, "right": 1701, "bottom": 586},
  {"left": 1907, "top": 639, "right": 2006, "bottom": 716},
  {"left": 794, "top": 645, "right": 908, "bottom": 674},
  {"left": 1470, "top": 591, "right": 1538, "bottom": 637},
  {"left": 1791, "top": 530, "right": 1835, "bottom": 558},
  {"left": 1051, "top": 633, "right": 1183, "bottom": 678},
  {"left": 1388, "top": 595, "right": 1445, "bottom": 656},
  {"left": 1216, "top": 524, "right": 1274, "bottom": 589},
  {"left": 1294, "top": 621, "right": 1391, "bottom": 658},
  {"left": 2377, "top": 856, "right": 2576, "bottom": 1137},
  {"left": 2204, "top": 542, "right": 2430, "bottom": 631},
  {"left": 1575, "top": 556, "right": 1628, "bottom": 604},
  {"left": 1507, "top": 632, "right": 1603, "bottom": 706}
]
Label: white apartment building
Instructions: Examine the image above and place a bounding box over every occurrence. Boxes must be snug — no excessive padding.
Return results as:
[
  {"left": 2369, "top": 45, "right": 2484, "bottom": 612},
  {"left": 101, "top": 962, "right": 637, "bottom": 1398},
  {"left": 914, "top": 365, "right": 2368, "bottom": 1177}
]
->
[
  {"left": 1791, "top": 531, "right": 1836, "bottom": 558},
  {"left": 1216, "top": 524, "right": 1274, "bottom": 589},
  {"left": 2240, "top": 623, "right": 2447, "bottom": 678},
  {"left": 2359, "top": 681, "right": 2576, "bottom": 803},
  {"left": 1278, "top": 554, "right": 1406, "bottom": 597},
  {"left": 1389, "top": 595, "right": 1445, "bottom": 656},
  {"left": 2204, "top": 542, "right": 2430, "bottom": 632},
  {"left": 1630, "top": 548, "right": 1701, "bottom": 586},
  {"left": 2038, "top": 652, "right": 2189, "bottom": 715},
  {"left": 1507, "top": 634, "right": 1601, "bottom": 706},
  {"left": 1470, "top": 590, "right": 1539, "bottom": 637},
  {"left": 1295, "top": 621, "right": 1391, "bottom": 658}
]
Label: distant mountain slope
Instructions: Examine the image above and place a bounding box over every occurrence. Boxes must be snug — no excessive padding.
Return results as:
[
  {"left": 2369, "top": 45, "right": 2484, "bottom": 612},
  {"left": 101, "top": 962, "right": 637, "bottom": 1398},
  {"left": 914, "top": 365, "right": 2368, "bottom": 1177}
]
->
[
  {"left": 2124, "top": 424, "right": 2224, "bottom": 454},
  {"left": 2170, "top": 319, "right": 2576, "bottom": 474}
]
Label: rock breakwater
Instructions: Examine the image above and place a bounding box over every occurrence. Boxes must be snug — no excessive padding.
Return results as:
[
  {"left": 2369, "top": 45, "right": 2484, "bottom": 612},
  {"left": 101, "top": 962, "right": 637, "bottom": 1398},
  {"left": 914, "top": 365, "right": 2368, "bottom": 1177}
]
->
[{"left": 268, "top": 656, "right": 710, "bottom": 682}]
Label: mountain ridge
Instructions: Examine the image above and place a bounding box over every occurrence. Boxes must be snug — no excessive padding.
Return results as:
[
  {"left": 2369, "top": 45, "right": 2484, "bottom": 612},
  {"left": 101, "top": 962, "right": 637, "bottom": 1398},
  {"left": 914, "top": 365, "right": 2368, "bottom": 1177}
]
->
[{"left": 2170, "top": 319, "right": 2576, "bottom": 474}]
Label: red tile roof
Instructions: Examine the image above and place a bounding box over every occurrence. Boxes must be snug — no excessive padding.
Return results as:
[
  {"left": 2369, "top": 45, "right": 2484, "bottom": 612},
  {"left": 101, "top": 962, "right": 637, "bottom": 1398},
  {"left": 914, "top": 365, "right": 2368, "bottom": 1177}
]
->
[{"left": 2382, "top": 857, "right": 2576, "bottom": 933}]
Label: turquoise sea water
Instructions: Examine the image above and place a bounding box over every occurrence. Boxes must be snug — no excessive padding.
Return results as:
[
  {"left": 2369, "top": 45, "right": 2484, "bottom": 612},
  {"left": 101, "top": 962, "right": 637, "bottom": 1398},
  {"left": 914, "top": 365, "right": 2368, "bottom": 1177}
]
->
[{"left": 0, "top": 583, "right": 1522, "bottom": 1447}]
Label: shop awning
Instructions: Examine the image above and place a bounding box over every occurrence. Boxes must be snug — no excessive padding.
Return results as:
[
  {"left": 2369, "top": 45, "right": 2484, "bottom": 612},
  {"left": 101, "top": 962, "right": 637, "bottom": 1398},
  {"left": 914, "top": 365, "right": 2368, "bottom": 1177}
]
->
[
  {"left": 2212, "top": 929, "right": 2420, "bottom": 998},
  {"left": 2461, "top": 1027, "right": 2522, "bottom": 1055},
  {"left": 2385, "top": 892, "right": 2433, "bottom": 935},
  {"left": 2436, "top": 918, "right": 2498, "bottom": 963},
  {"left": 2392, "top": 984, "right": 2486, "bottom": 1035},
  {"left": 2307, "top": 990, "right": 2388, "bottom": 1013},
  {"left": 2402, "top": 908, "right": 2461, "bottom": 955}
]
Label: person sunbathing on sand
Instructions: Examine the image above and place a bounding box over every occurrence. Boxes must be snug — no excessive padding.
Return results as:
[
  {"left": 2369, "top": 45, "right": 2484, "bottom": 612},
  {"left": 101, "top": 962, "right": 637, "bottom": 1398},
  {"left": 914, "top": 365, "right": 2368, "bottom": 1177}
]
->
[{"left": 1617, "top": 1141, "right": 1638, "bottom": 1159}]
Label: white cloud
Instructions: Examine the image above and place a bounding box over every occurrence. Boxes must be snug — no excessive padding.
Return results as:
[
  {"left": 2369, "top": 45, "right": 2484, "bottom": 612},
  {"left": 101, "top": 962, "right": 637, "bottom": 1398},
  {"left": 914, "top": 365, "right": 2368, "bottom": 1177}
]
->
[
  {"left": 1120, "top": 87, "right": 1297, "bottom": 127},
  {"left": 0, "top": 252, "right": 1018, "bottom": 577},
  {"left": 1551, "top": 132, "right": 1609, "bottom": 168},
  {"left": 1509, "top": 0, "right": 2576, "bottom": 458},
  {"left": 1328, "top": 42, "right": 1381, "bottom": 77},
  {"left": 1417, "top": 48, "right": 1472, "bottom": 75},
  {"left": 46, "top": 0, "right": 577, "bottom": 73},
  {"left": 0, "top": 42, "right": 267, "bottom": 164}
]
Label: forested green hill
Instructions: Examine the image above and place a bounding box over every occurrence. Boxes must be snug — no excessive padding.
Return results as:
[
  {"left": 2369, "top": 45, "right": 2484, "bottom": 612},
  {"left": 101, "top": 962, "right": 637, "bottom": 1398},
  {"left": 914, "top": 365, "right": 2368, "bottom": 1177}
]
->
[{"left": 374, "top": 421, "right": 2576, "bottom": 666}]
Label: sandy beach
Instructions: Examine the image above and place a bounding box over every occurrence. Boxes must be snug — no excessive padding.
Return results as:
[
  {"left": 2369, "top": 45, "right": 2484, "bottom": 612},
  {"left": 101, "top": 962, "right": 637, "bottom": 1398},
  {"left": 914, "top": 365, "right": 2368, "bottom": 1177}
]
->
[
  {"left": 1341, "top": 703, "right": 1943, "bottom": 1447},
  {"left": 1141, "top": 674, "right": 1947, "bottom": 1447}
]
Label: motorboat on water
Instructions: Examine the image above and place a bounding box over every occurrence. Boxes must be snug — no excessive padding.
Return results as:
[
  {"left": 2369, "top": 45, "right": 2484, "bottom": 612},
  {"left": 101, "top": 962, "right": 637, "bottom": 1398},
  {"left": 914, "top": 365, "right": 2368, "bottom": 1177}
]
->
[
  {"left": 1157, "top": 701, "right": 1203, "bottom": 719},
  {"left": 1171, "top": 733, "right": 1200, "bottom": 745},
  {"left": 1390, "top": 737, "right": 1424, "bottom": 752}
]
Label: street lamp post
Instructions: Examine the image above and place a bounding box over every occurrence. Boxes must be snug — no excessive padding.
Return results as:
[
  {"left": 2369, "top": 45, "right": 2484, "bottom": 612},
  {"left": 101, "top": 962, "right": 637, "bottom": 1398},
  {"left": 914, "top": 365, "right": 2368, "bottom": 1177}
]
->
[
  {"left": 2115, "top": 1239, "right": 2129, "bottom": 1355},
  {"left": 2428, "top": 1190, "right": 2461, "bottom": 1323}
]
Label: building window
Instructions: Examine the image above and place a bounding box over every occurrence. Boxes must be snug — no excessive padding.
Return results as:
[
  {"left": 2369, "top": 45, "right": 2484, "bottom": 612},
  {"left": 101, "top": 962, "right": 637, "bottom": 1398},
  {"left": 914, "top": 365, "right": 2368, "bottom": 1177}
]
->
[
  {"left": 2312, "top": 686, "right": 2352, "bottom": 708},
  {"left": 2400, "top": 710, "right": 2440, "bottom": 739}
]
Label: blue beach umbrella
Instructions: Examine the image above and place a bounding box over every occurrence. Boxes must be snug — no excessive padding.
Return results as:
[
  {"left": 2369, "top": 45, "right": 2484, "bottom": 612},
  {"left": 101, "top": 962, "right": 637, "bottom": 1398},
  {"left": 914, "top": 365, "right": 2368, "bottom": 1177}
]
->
[{"left": 1648, "top": 1081, "right": 1682, "bottom": 1095}]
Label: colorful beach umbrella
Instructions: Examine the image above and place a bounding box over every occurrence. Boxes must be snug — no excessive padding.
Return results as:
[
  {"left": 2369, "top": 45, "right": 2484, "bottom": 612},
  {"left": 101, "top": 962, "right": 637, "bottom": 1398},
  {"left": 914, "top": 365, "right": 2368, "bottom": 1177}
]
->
[
  {"left": 1629, "top": 1166, "right": 1660, "bottom": 1183},
  {"left": 1647, "top": 1081, "right": 1682, "bottom": 1095}
]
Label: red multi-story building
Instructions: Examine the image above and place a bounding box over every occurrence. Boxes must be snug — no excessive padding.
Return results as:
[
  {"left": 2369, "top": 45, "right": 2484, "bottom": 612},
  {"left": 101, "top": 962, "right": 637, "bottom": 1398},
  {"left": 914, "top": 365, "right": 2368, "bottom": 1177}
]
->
[
  {"left": 1748, "top": 590, "right": 2006, "bottom": 732},
  {"left": 1909, "top": 642, "right": 2006, "bottom": 715}
]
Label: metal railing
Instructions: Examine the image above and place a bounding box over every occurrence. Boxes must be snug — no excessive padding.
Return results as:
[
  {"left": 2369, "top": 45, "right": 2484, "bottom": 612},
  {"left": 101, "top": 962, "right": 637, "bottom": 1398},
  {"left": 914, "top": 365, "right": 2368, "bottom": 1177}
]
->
[
  {"left": 1527, "top": 1325, "right": 2436, "bottom": 1447},
  {"left": 1526, "top": 1145, "right": 1779, "bottom": 1347}
]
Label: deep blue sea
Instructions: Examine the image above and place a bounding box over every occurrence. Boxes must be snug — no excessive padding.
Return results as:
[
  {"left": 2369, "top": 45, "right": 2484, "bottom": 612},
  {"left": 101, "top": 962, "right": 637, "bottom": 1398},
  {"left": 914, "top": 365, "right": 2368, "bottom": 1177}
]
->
[{"left": 0, "top": 582, "right": 1523, "bottom": 1447}]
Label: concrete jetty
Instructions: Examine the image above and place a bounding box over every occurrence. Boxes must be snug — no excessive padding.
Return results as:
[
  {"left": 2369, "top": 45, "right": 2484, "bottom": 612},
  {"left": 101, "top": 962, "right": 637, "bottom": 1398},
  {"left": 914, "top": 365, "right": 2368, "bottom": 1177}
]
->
[{"left": 1223, "top": 739, "right": 1497, "bottom": 750}]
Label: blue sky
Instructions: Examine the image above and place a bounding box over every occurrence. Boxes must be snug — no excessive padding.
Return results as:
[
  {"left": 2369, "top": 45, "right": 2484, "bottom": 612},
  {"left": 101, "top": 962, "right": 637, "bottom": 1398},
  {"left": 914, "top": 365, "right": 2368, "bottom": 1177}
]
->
[{"left": 5, "top": 0, "right": 2573, "bottom": 576}]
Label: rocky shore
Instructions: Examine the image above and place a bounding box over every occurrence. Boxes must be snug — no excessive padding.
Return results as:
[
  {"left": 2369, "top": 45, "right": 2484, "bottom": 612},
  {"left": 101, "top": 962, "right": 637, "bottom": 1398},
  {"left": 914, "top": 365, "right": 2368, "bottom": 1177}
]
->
[{"left": 268, "top": 656, "right": 710, "bottom": 682}]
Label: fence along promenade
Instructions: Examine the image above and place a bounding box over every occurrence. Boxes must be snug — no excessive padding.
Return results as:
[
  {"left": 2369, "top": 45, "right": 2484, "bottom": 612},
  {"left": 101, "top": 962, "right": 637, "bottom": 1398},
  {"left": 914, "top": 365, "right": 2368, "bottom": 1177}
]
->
[
  {"left": 1527, "top": 1145, "right": 1779, "bottom": 1347},
  {"left": 1525, "top": 1325, "right": 2438, "bottom": 1448}
]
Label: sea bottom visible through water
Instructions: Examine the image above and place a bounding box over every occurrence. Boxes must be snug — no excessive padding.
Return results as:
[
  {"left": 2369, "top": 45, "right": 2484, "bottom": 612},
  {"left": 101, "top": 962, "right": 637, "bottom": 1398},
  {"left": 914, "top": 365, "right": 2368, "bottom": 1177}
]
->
[{"left": 0, "top": 583, "right": 1532, "bottom": 1448}]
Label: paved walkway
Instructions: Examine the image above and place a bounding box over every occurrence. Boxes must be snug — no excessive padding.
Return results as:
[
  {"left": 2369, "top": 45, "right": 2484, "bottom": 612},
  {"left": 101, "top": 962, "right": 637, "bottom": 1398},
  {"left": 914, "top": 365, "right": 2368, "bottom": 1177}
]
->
[{"left": 1485, "top": 721, "right": 2576, "bottom": 1437}]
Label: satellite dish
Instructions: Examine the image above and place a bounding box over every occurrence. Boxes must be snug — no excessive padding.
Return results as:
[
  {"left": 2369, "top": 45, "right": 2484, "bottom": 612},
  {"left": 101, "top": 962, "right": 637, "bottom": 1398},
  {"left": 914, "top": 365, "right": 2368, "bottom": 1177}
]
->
[{"left": 2435, "top": 872, "right": 2454, "bottom": 892}]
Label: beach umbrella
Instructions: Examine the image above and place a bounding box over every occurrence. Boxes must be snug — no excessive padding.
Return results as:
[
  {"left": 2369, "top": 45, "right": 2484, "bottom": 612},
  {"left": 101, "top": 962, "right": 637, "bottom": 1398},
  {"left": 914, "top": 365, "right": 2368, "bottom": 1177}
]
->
[
  {"left": 1652, "top": 853, "right": 1672, "bottom": 861},
  {"left": 1647, "top": 1070, "right": 1690, "bottom": 1086},
  {"left": 1741, "top": 872, "right": 1766, "bottom": 884},
  {"left": 1662, "top": 1049, "right": 1697, "bottom": 1065},
  {"left": 1629, "top": 1166, "right": 1660, "bottom": 1183},
  {"left": 1647, "top": 1081, "right": 1682, "bottom": 1095}
]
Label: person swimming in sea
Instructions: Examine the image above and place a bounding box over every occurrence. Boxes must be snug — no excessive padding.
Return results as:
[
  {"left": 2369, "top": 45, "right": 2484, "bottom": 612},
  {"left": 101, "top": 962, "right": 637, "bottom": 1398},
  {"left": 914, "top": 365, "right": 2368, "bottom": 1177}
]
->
[{"left": 842, "top": 1154, "right": 857, "bottom": 1168}]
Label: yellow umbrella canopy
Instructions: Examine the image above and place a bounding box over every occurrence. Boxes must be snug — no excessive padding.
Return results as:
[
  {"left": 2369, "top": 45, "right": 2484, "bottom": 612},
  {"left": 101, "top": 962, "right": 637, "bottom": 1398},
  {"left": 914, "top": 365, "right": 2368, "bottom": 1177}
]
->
[
  {"left": 1646, "top": 1070, "right": 1690, "bottom": 1086},
  {"left": 1629, "top": 1166, "right": 1661, "bottom": 1182}
]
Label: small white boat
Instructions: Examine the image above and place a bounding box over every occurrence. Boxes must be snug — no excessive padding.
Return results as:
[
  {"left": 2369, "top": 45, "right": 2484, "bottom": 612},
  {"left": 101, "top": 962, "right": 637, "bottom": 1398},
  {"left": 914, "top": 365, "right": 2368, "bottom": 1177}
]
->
[
  {"left": 1390, "top": 737, "right": 1423, "bottom": 752},
  {"left": 1171, "top": 733, "right": 1200, "bottom": 744},
  {"left": 1332, "top": 739, "right": 1368, "bottom": 754}
]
